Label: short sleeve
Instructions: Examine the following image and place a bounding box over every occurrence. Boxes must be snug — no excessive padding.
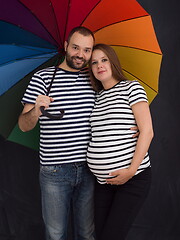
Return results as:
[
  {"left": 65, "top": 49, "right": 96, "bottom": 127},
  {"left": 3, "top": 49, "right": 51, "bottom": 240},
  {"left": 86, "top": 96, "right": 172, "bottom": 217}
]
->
[
  {"left": 128, "top": 80, "right": 148, "bottom": 106},
  {"left": 21, "top": 71, "right": 46, "bottom": 105}
]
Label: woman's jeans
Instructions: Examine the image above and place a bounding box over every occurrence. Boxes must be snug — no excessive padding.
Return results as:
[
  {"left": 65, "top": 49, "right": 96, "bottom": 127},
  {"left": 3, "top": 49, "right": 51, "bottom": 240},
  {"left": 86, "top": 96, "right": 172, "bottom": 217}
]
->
[{"left": 39, "top": 162, "right": 95, "bottom": 240}]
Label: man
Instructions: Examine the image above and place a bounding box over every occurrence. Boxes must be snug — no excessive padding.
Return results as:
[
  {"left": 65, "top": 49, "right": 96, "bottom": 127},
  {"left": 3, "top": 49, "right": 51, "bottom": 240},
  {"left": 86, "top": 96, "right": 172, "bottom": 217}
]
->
[{"left": 18, "top": 27, "right": 95, "bottom": 240}]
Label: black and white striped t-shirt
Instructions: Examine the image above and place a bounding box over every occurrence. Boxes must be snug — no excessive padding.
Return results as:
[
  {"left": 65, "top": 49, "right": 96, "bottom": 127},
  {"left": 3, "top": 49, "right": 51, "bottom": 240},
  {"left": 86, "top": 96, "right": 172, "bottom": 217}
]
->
[
  {"left": 87, "top": 80, "right": 150, "bottom": 184},
  {"left": 22, "top": 67, "right": 95, "bottom": 165}
]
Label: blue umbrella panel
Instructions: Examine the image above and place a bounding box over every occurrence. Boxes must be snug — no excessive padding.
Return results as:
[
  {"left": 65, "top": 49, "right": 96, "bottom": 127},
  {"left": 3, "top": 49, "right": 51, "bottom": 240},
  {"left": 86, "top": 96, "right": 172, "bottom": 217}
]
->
[{"left": 0, "top": 21, "right": 59, "bottom": 150}]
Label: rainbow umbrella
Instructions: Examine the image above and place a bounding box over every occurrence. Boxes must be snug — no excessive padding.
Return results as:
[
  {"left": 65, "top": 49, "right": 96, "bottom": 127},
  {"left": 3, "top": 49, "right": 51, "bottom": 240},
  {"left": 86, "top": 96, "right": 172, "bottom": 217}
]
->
[{"left": 0, "top": 0, "right": 162, "bottom": 150}]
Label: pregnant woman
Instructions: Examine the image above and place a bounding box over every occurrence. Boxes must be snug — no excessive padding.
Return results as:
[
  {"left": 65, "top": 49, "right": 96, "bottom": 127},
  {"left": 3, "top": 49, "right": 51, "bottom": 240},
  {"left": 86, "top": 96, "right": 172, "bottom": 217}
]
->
[{"left": 87, "top": 44, "right": 154, "bottom": 240}]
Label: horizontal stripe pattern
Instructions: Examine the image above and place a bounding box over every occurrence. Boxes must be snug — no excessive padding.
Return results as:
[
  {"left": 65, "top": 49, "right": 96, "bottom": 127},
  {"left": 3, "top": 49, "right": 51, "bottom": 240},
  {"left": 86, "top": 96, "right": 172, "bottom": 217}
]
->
[
  {"left": 87, "top": 80, "right": 150, "bottom": 184},
  {"left": 22, "top": 67, "right": 95, "bottom": 165}
]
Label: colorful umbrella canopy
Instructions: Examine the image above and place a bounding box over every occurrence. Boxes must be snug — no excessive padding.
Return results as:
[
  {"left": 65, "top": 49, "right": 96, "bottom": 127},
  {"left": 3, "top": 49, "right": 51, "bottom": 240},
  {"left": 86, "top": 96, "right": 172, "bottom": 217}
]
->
[
  {"left": 0, "top": 0, "right": 162, "bottom": 150},
  {"left": 83, "top": 0, "right": 162, "bottom": 103}
]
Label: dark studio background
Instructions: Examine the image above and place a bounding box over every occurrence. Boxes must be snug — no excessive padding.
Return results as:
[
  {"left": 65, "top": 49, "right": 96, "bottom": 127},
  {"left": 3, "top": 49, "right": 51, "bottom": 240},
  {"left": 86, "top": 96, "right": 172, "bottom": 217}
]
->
[{"left": 0, "top": 0, "right": 180, "bottom": 239}]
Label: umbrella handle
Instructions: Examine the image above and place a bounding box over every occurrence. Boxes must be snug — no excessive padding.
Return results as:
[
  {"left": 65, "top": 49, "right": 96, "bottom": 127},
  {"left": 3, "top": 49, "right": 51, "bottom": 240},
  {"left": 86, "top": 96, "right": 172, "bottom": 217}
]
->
[{"left": 40, "top": 106, "right": 64, "bottom": 120}]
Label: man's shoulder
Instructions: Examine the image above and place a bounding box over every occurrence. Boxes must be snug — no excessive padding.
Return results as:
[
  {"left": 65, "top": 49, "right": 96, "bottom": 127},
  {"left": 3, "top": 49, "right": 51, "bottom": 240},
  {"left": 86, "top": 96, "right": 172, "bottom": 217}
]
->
[{"left": 35, "top": 66, "right": 56, "bottom": 76}]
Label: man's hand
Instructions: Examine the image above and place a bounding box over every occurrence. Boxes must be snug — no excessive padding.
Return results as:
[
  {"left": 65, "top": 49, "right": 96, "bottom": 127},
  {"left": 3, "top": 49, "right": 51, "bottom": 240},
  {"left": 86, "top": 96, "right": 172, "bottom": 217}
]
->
[
  {"left": 18, "top": 95, "right": 54, "bottom": 132},
  {"left": 130, "top": 126, "right": 139, "bottom": 138},
  {"left": 35, "top": 95, "right": 54, "bottom": 114}
]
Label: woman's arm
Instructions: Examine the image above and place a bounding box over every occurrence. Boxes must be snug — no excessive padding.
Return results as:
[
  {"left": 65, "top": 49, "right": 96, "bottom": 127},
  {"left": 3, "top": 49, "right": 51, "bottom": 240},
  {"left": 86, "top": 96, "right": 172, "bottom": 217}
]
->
[
  {"left": 106, "top": 101, "right": 153, "bottom": 185},
  {"left": 128, "top": 101, "right": 154, "bottom": 174}
]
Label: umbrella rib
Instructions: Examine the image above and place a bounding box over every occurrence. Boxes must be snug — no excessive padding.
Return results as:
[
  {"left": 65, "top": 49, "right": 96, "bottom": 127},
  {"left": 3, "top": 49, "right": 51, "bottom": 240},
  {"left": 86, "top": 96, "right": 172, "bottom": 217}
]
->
[
  {"left": 1, "top": 20, "right": 56, "bottom": 49},
  {"left": 81, "top": 0, "right": 102, "bottom": 26},
  {"left": 17, "top": 0, "right": 60, "bottom": 48},
  {"left": 93, "top": 14, "right": 149, "bottom": 34},
  {"left": 111, "top": 44, "right": 162, "bottom": 55},
  {"left": 122, "top": 68, "right": 158, "bottom": 93},
  {"left": 49, "top": 0, "right": 63, "bottom": 48},
  {"left": 64, "top": 0, "right": 71, "bottom": 42},
  {"left": 0, "top": 52, "right": 58, "bottom": 67},
  {"left": 2, "top": 42, "right": 57, "bottom": 51}
]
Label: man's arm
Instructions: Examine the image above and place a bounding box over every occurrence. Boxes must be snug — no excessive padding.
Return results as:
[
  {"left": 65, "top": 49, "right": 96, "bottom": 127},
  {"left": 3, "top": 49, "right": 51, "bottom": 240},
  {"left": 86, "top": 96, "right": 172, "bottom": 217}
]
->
[
  {"left": 18, "top": 104, "right": 41, "bottom": 132},
  {"left": 18, "top": 95, "right": 54, "bottom": 132}
]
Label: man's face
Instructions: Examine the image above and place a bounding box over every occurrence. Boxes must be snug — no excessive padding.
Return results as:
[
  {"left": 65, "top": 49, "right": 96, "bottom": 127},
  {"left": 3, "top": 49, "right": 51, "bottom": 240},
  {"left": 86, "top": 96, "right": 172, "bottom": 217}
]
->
[{"left": 64, "top": 32, "right": 94, "bottom": 71}]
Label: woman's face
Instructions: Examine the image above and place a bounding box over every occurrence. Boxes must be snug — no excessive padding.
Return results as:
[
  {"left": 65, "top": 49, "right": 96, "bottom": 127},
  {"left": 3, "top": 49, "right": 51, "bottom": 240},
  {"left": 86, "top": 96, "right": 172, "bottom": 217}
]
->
[{"left": 91, "top": 49, "right": 113, "bottom": 85}]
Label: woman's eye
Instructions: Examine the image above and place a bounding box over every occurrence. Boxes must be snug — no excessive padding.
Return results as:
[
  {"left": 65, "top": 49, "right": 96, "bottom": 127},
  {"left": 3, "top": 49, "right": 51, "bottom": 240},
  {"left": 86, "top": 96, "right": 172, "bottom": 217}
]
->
[
  {"left": 91, "top": 61, "right": 97, "bottom": 65},
  {"left": 102, "top": 58, "right": 108, "bottom": 62}
]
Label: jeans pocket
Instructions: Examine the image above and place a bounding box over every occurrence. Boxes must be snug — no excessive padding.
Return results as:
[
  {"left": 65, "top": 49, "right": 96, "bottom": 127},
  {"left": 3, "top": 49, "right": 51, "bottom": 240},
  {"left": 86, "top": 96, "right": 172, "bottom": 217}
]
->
[{"left": 40, "top": 165, "right": 62, "bottom": 175}]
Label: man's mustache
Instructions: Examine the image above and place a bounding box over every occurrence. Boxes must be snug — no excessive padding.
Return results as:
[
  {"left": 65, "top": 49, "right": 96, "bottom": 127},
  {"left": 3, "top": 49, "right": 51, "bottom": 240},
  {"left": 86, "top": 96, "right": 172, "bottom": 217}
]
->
[{"left": 72, "top": 56, "right": 85, "bottom": 61}]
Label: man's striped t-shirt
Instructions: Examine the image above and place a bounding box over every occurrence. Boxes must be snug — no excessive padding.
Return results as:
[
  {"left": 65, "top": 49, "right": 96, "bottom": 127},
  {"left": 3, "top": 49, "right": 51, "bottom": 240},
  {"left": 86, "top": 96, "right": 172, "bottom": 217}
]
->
[
  {"left": 22, "top": 67, "right": 95, "bottom": 165},
  {"left": 87, "top": 80, "right": 150, "bottom": 184}
]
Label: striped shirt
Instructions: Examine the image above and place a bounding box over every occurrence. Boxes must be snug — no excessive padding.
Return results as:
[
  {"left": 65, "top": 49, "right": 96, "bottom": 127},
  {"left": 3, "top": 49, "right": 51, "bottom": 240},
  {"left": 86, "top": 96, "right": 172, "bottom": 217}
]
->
[
  {"left": 22, "top": 67, "right": 95, "bottom": 165},
  {"left": 87, "top": 80, "right": 150, "bottom": 184}
]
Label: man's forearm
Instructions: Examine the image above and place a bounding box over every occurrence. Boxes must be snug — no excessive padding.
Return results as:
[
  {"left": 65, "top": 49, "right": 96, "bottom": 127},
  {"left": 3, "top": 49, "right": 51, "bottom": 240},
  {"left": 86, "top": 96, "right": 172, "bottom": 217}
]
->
[{"left": 18, "top": 107, "right": 40, "bottom": 132}]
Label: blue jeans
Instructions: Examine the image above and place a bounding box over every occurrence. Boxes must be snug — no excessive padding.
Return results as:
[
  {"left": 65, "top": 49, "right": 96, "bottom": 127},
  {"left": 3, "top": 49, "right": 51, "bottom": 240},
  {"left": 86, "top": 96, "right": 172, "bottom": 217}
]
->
[{"left": 39, "top": 162, "right": 95, "bottom": 240}]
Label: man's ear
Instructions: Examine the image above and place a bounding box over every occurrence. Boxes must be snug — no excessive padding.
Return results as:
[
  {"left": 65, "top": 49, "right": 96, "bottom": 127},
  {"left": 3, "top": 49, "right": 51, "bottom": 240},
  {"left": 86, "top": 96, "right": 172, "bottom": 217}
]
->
[{"left": 64, "top": 41, "right": 68, "bottom": 52}]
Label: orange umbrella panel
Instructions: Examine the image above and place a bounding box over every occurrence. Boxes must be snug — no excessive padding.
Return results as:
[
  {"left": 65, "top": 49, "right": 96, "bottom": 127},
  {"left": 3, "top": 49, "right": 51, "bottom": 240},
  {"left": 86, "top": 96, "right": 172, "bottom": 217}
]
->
[{"left": 92, "top": 15, "right": 162, "bottom": 103}]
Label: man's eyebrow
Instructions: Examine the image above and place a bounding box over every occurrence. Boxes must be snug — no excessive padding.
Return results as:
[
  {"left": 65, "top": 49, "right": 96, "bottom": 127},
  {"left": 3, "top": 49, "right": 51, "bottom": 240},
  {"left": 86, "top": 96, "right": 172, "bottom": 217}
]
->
[
  {"left": 71, "top": 44, "right": 92, "bottom": 50},
  {"left": 85, "top": 47, "right": 93, "bottom": 50},
  {"left": 72, "top": 44, "right": 79, "bottom": 47}
]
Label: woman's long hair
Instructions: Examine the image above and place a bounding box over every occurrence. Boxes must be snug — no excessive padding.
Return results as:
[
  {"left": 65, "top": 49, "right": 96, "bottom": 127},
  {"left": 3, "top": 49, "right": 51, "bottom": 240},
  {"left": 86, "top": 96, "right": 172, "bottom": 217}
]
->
[{"left": 89, "top": 44, "right": 127, "bottom": 92}]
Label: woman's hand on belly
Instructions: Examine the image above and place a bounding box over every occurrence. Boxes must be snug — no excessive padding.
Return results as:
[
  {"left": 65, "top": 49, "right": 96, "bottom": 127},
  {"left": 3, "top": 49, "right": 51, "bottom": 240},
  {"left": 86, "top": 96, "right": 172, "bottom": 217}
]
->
[{"left": 106, "top": 168, "right": 135, "bottom": 185}]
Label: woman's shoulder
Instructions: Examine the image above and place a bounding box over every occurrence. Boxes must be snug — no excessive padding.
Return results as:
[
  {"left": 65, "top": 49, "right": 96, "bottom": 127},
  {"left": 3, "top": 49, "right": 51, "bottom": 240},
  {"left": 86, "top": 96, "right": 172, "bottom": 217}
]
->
[
  {"left": 116, "top": 79, "right": 140, "bottom": 89},
  {"left": 119, "top": 79, "right": 139, "bottom": 85},
  {"left": 119, "top": 80, "right": 144, "bottom": 90}
]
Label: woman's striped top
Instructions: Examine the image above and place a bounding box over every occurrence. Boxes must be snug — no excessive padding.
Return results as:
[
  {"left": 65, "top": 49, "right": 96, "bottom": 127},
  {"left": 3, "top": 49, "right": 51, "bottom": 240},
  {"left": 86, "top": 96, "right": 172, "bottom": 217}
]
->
[
  {"left": 22, "top": 67, "right": 95, "bottom": 165},
  {"left": 87, "top": 80, "right": 150, "bottom": 184}
]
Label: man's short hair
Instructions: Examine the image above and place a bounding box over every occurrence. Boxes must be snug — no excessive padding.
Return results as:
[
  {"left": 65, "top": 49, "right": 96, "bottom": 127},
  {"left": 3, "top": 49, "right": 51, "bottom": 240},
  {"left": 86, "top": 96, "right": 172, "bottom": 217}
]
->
[{"left": 67, "top": 26, "right": 95, "bottom": 43}]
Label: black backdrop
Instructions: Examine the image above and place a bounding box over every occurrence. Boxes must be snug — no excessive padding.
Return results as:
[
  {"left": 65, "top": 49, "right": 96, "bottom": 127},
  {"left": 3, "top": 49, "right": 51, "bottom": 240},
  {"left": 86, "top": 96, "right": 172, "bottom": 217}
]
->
[{"left": 1, "top": 0, "right": 180, "bottom": 239}]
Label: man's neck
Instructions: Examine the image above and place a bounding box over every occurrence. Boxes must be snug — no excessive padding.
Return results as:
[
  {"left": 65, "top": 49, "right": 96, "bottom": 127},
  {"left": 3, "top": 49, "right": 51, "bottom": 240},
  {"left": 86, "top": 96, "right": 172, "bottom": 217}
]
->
[{"left": 58, "top": 60, "right": 80, "bottom": 72}]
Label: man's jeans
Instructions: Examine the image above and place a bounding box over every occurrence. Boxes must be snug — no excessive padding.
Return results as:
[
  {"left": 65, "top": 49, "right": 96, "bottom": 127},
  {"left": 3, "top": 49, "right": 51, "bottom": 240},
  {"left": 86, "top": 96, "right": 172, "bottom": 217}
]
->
[{"left": 39, "top": 162, "right": 95, "bottom": 240}]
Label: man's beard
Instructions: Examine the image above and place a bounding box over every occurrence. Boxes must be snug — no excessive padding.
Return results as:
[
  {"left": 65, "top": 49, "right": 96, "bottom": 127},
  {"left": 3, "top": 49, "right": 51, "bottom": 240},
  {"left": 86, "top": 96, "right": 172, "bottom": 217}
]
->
[{"left": 66, "top": 52, "right": 88, "bottom": 70}]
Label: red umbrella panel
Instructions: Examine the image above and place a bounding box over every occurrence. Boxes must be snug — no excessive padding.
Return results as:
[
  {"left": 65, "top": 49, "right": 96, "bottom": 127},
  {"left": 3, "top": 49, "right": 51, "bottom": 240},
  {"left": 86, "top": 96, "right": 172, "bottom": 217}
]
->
[{"left": 0, "top": 0, "right": 162, "bottom": 150}]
